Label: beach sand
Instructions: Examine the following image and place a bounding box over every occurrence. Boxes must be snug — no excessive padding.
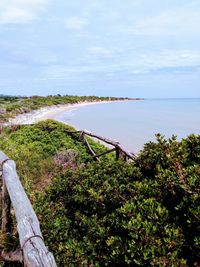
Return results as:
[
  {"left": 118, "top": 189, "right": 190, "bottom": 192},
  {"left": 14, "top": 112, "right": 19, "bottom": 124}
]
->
[{"left": 6, "top": 101, "right": 112, "bottom": 126}]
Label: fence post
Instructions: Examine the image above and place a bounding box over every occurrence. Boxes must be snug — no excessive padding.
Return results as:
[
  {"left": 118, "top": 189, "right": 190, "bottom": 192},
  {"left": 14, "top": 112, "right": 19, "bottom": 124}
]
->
[
  {"left": 79, "top": 131, "right": 84, "bottom": 141},
  {"left": 1, "top": 160, "right": 12, "bottom": 267},
  {"left": 0, "top": 152, "right": 57, "bottom": 266},
  {"left": 116, "top": 146, "right": 124, "bottom": 160},
  {"left": 1, "top": 177, "right": 12, "bottom": 234}
]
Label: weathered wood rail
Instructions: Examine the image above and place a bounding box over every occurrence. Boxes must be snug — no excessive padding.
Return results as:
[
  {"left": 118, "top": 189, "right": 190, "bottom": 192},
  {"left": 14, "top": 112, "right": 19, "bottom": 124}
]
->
[
  {"left": 0, "top": 151, "right": 57, "bottom": 267},
  {"left": 65, "top": 129, "right": 135, "bottom": 161}
]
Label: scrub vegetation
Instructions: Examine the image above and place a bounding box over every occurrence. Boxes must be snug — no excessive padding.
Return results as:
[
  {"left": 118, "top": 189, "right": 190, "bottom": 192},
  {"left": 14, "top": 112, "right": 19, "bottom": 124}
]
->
[
  {"left": 0, "top": 119, "right": 199, "bottom": 266},
  {"left": 0, "top": 94, "right": 135, "bottom": 124}
]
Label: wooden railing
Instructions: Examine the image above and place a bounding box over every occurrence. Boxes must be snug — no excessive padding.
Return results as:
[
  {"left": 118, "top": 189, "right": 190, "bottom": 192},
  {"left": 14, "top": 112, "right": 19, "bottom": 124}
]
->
[
  {"left": 0, "top": 129, "right": 134, "bottom": 266},
  {"left": 0, "top": 151, "right": 57, "bottom": 267},
  {"left": 65, "top": 129, "right": 135, "bottom": 161}
]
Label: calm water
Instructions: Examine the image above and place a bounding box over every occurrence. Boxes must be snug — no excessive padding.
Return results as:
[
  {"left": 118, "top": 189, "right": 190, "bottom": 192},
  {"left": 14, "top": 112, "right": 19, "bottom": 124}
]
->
[{"left": 54, "top": 99, "right": 200, "bottom": 153}]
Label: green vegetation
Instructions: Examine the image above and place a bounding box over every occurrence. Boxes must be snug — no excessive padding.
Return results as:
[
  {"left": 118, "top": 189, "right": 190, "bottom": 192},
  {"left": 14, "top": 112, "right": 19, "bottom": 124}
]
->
[
  {"left": 0, "top": 120, "right": 199, "bottom": 266},
  {"left": 0, "top": 94, "right": 131, "bottom": 124}
]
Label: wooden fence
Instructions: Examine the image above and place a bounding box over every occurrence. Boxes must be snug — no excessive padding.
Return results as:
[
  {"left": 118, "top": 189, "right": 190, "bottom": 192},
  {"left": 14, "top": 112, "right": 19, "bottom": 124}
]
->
[
  {"left": 0, "top": 129, "right": 134, "bottom": 266},
  {"left": 0, "top": 151, "right": 57, "bottom": 267},
  {"left": 65, "top": 129, "right": 135, "bottom": 161}
]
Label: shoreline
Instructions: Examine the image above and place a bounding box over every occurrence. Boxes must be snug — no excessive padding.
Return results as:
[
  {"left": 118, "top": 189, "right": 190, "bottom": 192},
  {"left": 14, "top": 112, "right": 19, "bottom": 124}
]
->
[
  {"left": 5, "top": 100, "right": 128, "bottom": 126},
  {"left": 3, "top": 99, "right": 139, "bottom": 154}
]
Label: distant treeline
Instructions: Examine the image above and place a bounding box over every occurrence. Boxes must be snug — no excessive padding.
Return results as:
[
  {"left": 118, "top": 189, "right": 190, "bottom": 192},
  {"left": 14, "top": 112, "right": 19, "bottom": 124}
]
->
[
  {"left": 0, "top": 94, "right": 142, "bottom": 123},
  {"left": 0, "top": 94, "right": 137, "bottom": 101}
]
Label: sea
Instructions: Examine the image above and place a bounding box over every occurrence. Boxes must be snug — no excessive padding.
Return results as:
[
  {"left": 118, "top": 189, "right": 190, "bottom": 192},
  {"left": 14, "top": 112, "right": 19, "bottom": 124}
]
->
[{"left": 54, "top": 99, "right": 200, "bottom": 153}]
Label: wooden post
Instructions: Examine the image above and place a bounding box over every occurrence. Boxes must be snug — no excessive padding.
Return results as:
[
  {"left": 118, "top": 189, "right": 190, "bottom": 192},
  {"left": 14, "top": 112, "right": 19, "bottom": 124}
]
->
[
  {"left": 115, "top": 147, "right": 124, "bottom": 161},
  {"left": 79, "top": 131, "right": 84, "bottom": 141},
  {"left": 116, "top": 147, "right": 120, "bottom": 160},
  {"left": 0, "top": 152, "right": 57, "bottom": 267},
  {"left": 82, "top": 130, "right": 135, "bottom": 160},
  {"left": 65, "top": 129, "right": 135, "bottom": 160},
  {"left": 83, "top": 136, "right": 100, "bottom": 162},
  {"left": 124, "top": 155, "right": 128, "bottom": 162},
  {"left": 0, "top": 165, "right": 2, "bottom": 225},
  {"left": 1, "top": 159, "right": 12, "bottom": 234},
  {"left": 1, "top": 176, "right": 12, "bottom": 234},
  {"left": 1, "top": 159, "right": 12, "bottom": 267},
  {"left": 92, "top": 148, "right": 116, "bottom": 159}
]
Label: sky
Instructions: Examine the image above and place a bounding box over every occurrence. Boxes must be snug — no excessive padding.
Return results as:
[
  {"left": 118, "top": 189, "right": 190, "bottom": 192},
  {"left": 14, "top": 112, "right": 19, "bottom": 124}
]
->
[{"left": 0, "top": 0, "right": 200, "bottom": 98}]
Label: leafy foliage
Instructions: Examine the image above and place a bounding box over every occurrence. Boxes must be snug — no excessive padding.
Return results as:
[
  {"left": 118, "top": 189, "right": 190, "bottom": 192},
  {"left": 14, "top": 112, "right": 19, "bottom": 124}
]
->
[
  {"left": 0, "top": 94, "right": 131, "bottom": 123},
  {"left": 137, "top": 134, "right": 200, "bottom": 265},
  {"left": 36, "top": 162, "right": 186, "bottom": 266},
  {"left": 0, "top": 120, "right": 94, "bottom": 193},
  {"left": 0, "top": 122, "right": 199, "bottom": 266}
]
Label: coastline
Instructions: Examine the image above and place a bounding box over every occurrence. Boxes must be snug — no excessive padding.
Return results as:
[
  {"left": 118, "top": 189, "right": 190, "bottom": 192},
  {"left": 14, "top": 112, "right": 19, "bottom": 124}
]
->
[
  {"left": 5, "top": 100, "right": 124, "bottom": 126},
  {"left": 3, "top": 99, "right": 137, "bottom": 154},
  {"left": 2, "top": 99, "right": 140, "bottom": 154}
]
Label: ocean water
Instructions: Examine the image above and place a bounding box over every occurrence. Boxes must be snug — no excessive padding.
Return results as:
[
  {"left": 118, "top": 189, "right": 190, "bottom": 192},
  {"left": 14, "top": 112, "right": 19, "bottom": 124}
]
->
[{"left": 54, "top": 99, "right": 200, "bottom": 153}]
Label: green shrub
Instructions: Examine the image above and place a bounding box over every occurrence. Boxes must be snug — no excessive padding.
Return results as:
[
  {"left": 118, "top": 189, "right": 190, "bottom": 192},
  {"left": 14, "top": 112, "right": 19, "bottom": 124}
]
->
[
  {"left": 36, "top": 162, "right": 186, "bottom": 266},
  {"left": 0, "top": 122, "right": 199, "bottom": 266}
]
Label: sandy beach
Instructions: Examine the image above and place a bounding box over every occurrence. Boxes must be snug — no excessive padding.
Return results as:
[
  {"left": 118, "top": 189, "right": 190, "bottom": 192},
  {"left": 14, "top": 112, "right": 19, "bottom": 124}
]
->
[{"left": 6, "top": 100, "right": 112, "bottom": 126}]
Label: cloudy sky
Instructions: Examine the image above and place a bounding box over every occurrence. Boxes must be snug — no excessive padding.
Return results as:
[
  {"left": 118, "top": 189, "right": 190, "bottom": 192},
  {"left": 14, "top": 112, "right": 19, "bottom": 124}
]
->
[{"left": 0, "top": 0, "right": 200, "bottom": 97}]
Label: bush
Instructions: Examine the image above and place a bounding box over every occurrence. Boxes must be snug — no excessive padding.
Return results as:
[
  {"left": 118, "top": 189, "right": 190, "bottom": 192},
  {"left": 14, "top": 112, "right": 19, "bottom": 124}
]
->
[
  {"left": 0, "top": 122, "right": 199, "bottom": 266},
  {"left": 36, "top": 162, "right": 186, "bottom": 266}
]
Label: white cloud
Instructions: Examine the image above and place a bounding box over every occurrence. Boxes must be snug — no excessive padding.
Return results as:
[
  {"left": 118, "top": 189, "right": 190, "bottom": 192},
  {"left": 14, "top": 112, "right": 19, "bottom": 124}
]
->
[
  {"left": 42, "top": 49, "right": 200, "bottom": 81},
  {"left": 0, "top": 0, "right": 47, "bottom": 24},
  {"left": 89, "top": 47, "right": 112, "bottom": 57},
  {"left": 126, "top": 8, "right": 200, "bottom": 36},
  {"left": 64, "top": 17, "right": 88, "bottom": 30},
  {"left": 112, "top": 49, "right": 200, "bottom": 76},
  {"left": 139, "top": 50, "right": 200, "bottom": 69}
]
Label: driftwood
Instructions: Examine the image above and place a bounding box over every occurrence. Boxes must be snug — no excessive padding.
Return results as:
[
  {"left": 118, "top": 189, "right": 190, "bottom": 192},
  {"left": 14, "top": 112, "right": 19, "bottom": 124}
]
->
[{"left": 0, "top": 151, "right": 57, "bottom": 267}]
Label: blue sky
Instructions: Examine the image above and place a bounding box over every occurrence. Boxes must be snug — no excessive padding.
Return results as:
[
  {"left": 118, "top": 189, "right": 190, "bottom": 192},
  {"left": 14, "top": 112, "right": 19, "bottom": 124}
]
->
[{"left": 0, "top": 0, "right": 200, "bottom": 98}]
